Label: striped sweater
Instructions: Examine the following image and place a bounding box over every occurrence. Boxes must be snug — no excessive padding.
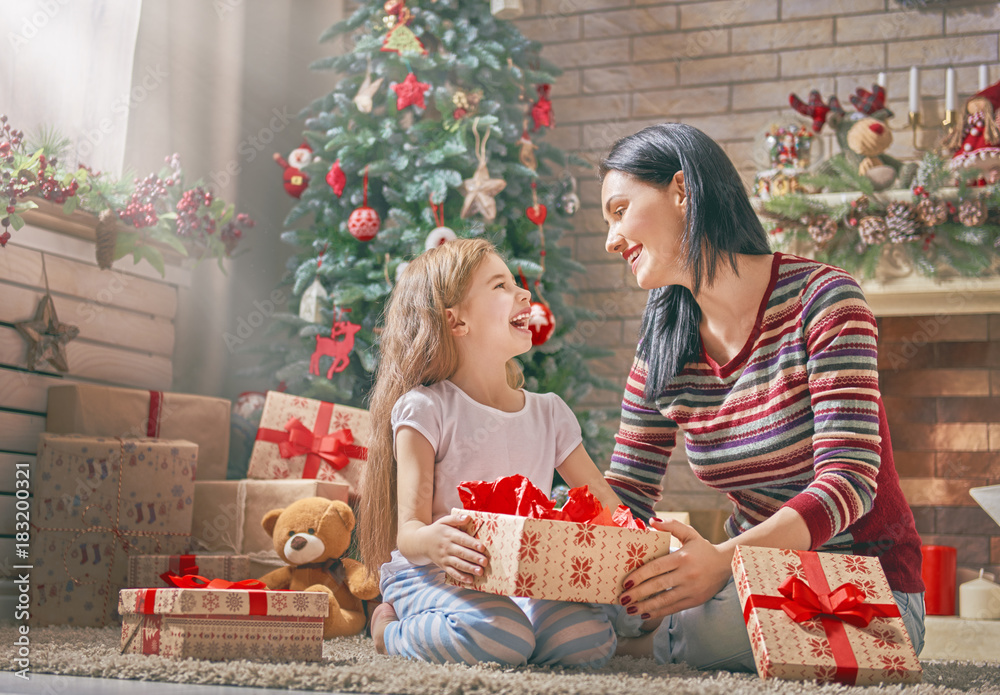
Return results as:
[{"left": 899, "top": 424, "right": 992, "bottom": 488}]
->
[{"left": 606, "top": 253, "right": 924, "bottom": 593}]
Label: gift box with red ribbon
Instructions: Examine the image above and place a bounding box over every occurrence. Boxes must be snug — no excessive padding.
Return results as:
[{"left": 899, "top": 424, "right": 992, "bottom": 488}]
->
[
  {"left": 246, "top": 391, "right": 369, "bottom": 495},
  {"left": 127, "top": 553, "right": 252, "bottom": 588},
  {"left": 46, "top": 383, "right": 231, "bottom": 480},
  {"left": 118, "top": 576, "right": 327, "bottom": 661},
  {"left": 448, "top": 510, "right": 671, "bottom": 604},
  {"left": 732, "top": 545, "right": 922, "bottom": 685},
  {"left": 31, "top": 434, "right": 197, "bottom": 627}
]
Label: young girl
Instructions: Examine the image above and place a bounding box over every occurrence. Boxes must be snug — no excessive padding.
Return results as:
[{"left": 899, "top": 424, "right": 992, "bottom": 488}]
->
[{"left": 358, "top": 238, "right": 623, "bottom": 668}]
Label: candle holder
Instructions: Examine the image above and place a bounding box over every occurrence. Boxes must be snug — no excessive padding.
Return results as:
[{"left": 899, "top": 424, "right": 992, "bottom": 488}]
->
[
  {"left": 943, "top": 109, "right": 958, "bottom": 128},
  {"left": 908, "top": 111, "right": 925, "bottom": 151}
]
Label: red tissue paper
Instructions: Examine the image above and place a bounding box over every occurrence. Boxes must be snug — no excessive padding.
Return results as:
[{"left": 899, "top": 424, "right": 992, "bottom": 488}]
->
[{"left": 457, "top": 474, "right": 645, "bottom": 529}]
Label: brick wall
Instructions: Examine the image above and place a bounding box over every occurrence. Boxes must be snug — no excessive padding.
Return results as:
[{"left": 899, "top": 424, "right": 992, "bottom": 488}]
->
[
  {"left": 513, "top": 1, "right": 1000, "bottom": 562},
  {"left": 880, "top": 314, "right": 1000, "bottom": 578}
]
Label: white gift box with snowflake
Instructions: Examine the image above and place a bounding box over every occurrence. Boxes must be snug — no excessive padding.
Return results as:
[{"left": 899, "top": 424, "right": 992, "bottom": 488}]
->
[
  {"left": 446, "top": 508, "right": 672, "bottom": 604},
  {"left": 118, "top": 585, "right": 328, "bottom": 662},
  {"left": 732, "top": 545, "right": 922, "bottom": 685},
  {"left": 247, "top": 390, "right": 369, "bottom": 497}
]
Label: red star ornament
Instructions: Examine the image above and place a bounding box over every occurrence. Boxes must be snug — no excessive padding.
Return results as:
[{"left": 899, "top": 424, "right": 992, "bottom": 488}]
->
[{"left": 393, "top": 72, "right": 431, "bottom": 110}]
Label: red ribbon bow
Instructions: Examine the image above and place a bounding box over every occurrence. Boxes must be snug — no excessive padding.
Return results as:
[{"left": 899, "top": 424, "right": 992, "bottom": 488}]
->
[
  {"left": 777, "top": 576, "right": 894, "bottom": 628},
  {"left": 163, "top": 573, "right": 268, "bottom": 591},
  {"left": 140, "top": 574, "right": 271, "bottom": 616},
  {"left": 279, "top": 419, "right": 358, "bottom": 471}
]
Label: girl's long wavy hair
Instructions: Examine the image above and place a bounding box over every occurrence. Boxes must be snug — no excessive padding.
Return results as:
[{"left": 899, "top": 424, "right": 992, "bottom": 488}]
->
[
  {"left": 598, "top": 123, "right": 771, "bottom": 400},
  {"left": 358, "top": 238, "right": 523, "bottom": 571}
]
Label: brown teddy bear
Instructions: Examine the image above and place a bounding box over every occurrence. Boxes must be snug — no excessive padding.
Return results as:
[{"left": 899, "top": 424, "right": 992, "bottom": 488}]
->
[{"left": 260, "top": 497, "right": 379, "bottom": 638}]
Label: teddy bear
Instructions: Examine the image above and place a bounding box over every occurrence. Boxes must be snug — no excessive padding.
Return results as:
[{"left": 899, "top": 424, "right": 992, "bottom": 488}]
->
[{"left": 260, "top": 497, "right": 379, "bottom": 638}]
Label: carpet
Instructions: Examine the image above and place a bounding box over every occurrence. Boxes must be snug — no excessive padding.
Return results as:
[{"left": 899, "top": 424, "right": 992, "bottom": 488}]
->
[{"left": 3, "top": 626, "right": 999, "bottom": 694}]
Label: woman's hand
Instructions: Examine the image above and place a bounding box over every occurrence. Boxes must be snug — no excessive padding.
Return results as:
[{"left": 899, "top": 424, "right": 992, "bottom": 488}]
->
[
  {"left": 415, "top": 512, "right": 488, "bottom": 585},
  {"left": 618, "top": 518, "right": 733, "bottom": 621}
]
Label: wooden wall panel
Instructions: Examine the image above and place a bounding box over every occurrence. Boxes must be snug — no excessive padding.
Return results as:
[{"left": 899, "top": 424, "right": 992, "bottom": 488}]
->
[{"left": 1, "top": 284, "right": 175, "bottom": 357}]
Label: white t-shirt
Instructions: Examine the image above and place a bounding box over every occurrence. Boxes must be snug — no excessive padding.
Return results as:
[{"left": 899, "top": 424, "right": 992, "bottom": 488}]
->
[{"left": 391, "top": 379, "right": 583, "bottom": 523}]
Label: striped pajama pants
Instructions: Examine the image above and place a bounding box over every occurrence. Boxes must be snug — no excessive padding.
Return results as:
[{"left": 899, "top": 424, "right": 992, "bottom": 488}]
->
[{"left": 379, "top": 558, "right": 616, "bottom": 667}]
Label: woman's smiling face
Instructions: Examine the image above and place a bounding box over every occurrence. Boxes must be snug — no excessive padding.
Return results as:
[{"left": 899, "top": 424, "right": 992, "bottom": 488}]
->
[{"left": 602, "top": 169, "right": 688, "bottom": 291}]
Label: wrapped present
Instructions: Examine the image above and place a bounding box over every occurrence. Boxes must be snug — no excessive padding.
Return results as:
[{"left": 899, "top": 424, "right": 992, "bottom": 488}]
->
[
  {"left": 128, "top": 554, "right": 252, "bottom": 588},
  {"left": 246, "top": 390, "right": 368, "bottom": 495},
  {"left": 46, "top": 384, "right": 231, "bottom": 481},
  {"left": 190, "top": 479, "right": 349, "bottom": 577},
  {"left": 732, "top": 546, "right": 922, "bottom": 685},
  {"left": 447, "top": 507, "right": 672, "bottom": 604},
  {"left": 32, "top": 434, "right": 197, "bottom": 626},
  {"left": 119, "top": 579, "right": 327, "bottom": 662}
]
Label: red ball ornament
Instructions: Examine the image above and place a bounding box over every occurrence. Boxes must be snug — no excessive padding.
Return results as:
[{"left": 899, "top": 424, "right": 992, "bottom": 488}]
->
[
  {"left": 347, "top": 165, "right": 379, "bottom": 242},
  {"left": 348, "top": 206, "right": 380, "bottom": 241},
  {"left": 528, "top": 301, "right": 555, "bottom": 346}
]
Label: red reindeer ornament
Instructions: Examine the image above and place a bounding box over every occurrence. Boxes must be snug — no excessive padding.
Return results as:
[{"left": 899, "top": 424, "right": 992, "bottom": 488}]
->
[{"left": 309, "top": 310, "right": 362, "bottom": 379}]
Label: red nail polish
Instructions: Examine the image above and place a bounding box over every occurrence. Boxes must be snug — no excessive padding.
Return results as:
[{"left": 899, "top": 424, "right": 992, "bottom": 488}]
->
[
  {"left": 626, "top": 606, "right": 638, "bottom": 615},
  {"left": 620, "top": 595, "right": 631, "bottom": 606},
  {"left": 623, "top": 580, "right": 634, "bottom": 591},
  {"left": 641, "top": 613, "right": 651, "bottom": 620}
]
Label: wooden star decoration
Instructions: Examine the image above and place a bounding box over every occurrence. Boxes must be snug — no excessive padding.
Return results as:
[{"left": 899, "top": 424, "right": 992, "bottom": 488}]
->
[
  {"left": 393, "top": 72, "right": 431, "bottom": 110},
  {"left": 15, "top": 293, "right": 80, "bottom": 372},
  {"left": 460, "top": 161, "right": 507, "bottom": 222}
]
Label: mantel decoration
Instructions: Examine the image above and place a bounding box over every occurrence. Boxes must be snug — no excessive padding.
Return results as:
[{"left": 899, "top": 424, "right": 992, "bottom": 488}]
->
[
  {"left": 0, "top": 116, "right": 254, "bottom": 276},
  {"left": 755, "top": 72, "right": 1000, "bottom": 281}
]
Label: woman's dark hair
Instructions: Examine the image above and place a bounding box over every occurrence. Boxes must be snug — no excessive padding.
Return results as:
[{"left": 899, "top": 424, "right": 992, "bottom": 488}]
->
[{"left": 598, "top": 123, "right": 770, "bottom": 400}]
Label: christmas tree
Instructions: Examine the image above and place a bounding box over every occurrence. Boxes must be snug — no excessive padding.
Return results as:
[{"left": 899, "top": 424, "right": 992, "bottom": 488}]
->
[{"left": 249, "top": 0, "right": 612, "bottom": 449}]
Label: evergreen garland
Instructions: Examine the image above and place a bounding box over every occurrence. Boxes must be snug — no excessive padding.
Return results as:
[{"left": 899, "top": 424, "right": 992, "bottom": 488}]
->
[{"left": 760, "top": 152, "right": 1000, "bottom": 279}]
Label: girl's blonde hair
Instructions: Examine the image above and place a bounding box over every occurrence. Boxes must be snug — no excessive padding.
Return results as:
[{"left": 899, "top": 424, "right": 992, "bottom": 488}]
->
[{"left": 358, "top": 238, "right": 524, "bottom": 570}]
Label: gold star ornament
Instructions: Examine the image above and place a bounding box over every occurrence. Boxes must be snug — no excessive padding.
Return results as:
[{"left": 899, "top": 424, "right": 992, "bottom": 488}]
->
[{"left": 15, "top": 293, "right": 79, "bottom": 372}]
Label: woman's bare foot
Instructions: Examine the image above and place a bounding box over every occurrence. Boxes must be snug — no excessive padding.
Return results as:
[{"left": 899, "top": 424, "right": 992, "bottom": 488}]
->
[
  {"left": 615, "top": 631, "right": 655, "bottom": 658},
  {"left": 371, "top": 602, "right": 398, "bottom": 655}
]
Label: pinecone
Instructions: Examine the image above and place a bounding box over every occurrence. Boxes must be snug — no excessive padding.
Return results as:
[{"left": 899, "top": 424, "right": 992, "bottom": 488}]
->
[
  {"left": 916, "top": 198, "right": 948, "bottom": 226},
  {"left": 885, "top": 201, "right": 920, "bottom": 243},
  {"left": 858, "top": 215, "right": 888, "bottom": 245},
  {"left": 95, "top": 209, "right": 119, "bottom": 270},
  {"left": 807, "top": 215, "right": 837, "bottom": 245},
  {"left": 852, "top": 194, "right": 870, "bottom": 213},
  {"left": 958, "top": 198, "right": 987, "bottom": 226}
]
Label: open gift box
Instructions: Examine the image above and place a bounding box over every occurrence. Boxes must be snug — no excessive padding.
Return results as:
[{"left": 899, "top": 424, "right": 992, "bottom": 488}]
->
[{"left": 447, "top": 508, "right": 672, "bottom": 604}]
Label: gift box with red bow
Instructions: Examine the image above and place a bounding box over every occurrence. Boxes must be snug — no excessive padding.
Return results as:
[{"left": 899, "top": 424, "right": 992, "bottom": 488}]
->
[
  {"left": 46, "top": 384, "right": 231, "bottom": 481},
  {"left": 127, "top": 553, "right": 252, "bottom": 588},
  {"left": 31, "top": 434, "right": 197, "bottom": 627},
  {"left": 246, "top": 391, "right": 368, "bottom": 496},
  {"left": 732, "top": 546, "right": 922, "bottom": 685},
  {"left": 118, "top": 576, "right": 328, "bottom": 661}
]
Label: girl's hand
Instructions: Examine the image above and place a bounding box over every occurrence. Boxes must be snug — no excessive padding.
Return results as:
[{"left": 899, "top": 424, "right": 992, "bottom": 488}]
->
[
  {"left": 618, "top": 518, "right": 732, "bottom": 621},
  {"left": 420, "top": 512, "right": 488, "bottom": 585}
]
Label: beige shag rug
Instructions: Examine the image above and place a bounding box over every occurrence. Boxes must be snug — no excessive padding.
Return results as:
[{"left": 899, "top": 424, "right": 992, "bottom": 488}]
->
[{"left": 3, "top": 626, "right": 999, "bottom": 694}]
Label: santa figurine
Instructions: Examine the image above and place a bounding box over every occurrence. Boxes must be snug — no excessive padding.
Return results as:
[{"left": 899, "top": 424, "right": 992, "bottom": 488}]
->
[
  {"left": 273, "top": 142, "right": 313, "bottom": 198},
  {"left": 941, "top": 81, "right": 1000, "bottom": 185}
]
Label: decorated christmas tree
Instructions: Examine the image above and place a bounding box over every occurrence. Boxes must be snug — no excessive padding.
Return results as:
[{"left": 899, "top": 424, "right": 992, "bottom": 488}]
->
[{"left": 248, "top": 0, "right": 611, "bottom": 448}]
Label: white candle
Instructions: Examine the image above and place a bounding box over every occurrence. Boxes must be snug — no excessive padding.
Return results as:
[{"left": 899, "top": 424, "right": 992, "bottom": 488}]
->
[
  {"left": 959, "top": 569, "right": 1000, "bottom": 620},
  {"left": 946, "top": 67, "right": 957, "bottom": 111},
  {"left": 980, "top": 64, "right": 989, "bottom": 90},
  {"left": 909, "top": 67, "right": 920, "bottom": 113},
  {"left": 877, "top": 72, "right": 886, "bottom": 88}
]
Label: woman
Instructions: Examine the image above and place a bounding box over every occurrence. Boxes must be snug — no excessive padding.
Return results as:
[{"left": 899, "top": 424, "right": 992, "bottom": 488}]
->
[{"left": 599, "top": 123, "right": 925, "bottom": 670}]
